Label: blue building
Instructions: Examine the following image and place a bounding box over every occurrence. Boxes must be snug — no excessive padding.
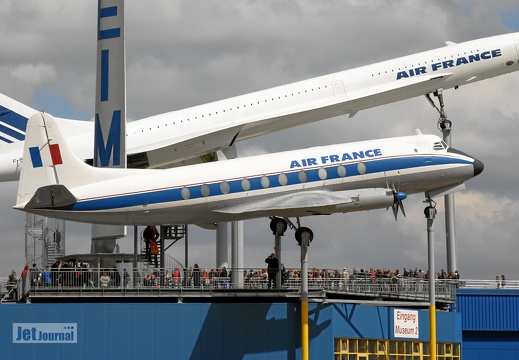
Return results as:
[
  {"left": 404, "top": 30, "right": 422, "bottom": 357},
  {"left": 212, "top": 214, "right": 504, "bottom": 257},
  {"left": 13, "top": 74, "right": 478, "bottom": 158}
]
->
[
  {"left": 457, "top": 288, "right": 519, "bottom": 359},
  {"left": 1, "top": 302, "right": 462, "bottom": 359},
  {"left": 1, "top": 274, "right": 517, "bottom": 358}
]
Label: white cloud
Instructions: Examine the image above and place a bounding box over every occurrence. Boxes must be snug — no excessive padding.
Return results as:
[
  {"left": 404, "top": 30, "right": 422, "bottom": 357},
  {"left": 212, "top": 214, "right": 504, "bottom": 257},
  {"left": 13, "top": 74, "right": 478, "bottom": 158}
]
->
[
  {"left": 0, "top": 0, "right": 519, "bottom": 281},
  {"left": 10, "top": 63, "right": 57, "bottom": 87}
]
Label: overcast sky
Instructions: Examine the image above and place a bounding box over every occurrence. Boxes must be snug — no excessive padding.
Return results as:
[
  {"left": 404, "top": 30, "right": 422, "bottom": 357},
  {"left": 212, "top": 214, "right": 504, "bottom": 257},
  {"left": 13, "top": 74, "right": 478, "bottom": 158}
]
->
[{"left": 1, "top": 1, "right": 519, "bottom": 280}]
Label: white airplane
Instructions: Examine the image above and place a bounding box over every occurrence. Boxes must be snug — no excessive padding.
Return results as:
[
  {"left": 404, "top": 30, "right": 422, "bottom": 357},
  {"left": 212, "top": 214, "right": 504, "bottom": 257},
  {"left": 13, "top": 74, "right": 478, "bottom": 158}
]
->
[
  {"left": 1, "top": 32, "right": 516, "bottom": 181},
  {"left": 14, "top": 112, "right": 483, "bottom": 237}
]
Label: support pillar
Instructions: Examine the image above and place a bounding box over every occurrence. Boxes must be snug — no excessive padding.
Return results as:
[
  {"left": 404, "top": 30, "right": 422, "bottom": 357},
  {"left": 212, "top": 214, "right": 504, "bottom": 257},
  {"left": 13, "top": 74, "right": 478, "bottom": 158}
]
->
[
  {"left": 216, "top": 222, "right": 229, "bottom": 268},
  {"left": 231, "top": 221, "right": 243, "bottom": 288},
  {"left": 300, "top": 231, "right": 311, "bottom": 360},
  {"left": 441, "top": 119, "right": 457, "bottom": 274},
  {"left": 425, "top": 205, "right": 437, "bottom": 359}
]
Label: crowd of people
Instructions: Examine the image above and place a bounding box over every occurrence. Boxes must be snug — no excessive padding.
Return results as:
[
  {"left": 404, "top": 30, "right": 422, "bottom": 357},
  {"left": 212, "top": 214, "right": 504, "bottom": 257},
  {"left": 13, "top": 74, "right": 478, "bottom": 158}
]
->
[{"left": 3, "top": 255, "right": 512, "bottom": 299}]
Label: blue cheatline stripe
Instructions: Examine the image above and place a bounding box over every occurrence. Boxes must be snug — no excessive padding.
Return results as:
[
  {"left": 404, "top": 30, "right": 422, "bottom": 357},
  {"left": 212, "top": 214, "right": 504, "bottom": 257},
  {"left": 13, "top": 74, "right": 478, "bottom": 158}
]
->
[
  {"left": 0, "top": 106, "right": 28, "bottom": 132},
  {"left": 29, "top": 147, "right": 43, "bottom": 168},
  {"left": 64, "top": 155, "right": 472, "bottom": 212}
]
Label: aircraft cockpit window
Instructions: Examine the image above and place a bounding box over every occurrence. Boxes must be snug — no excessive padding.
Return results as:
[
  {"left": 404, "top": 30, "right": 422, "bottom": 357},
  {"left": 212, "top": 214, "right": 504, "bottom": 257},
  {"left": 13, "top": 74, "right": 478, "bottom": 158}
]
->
[{"left": 433, "top": 141, "right": 448, "bottom": 151}]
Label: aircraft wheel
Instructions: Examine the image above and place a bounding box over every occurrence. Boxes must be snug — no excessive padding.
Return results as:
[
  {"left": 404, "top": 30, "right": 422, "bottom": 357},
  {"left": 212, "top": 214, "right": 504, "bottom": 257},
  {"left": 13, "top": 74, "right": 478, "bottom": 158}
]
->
[
  {"left": 269, "top": 217, "right": 287, "bottom": 235},
  {"left": 295, "top": 227, "right": 314, "bottom": 246}
]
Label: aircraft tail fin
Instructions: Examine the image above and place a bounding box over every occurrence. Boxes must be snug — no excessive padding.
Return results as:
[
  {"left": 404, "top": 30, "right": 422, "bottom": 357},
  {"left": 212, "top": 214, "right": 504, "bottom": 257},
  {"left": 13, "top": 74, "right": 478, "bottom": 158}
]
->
[
  {"left": 0, "top": 93, "right": 39, "bottom": 145},
  {"left": 15, "top": 112, "right": 119, "bottom": 208},
  {"left": 15, "top": 112, "right": 149, "bottom": 210}
]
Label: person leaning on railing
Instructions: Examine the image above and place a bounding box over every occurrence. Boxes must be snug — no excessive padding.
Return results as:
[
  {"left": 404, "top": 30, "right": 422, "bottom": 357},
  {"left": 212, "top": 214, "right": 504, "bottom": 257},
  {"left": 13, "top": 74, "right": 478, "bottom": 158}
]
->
[{"left": 7, "top": 269, "right": 18, "bottom": 300}]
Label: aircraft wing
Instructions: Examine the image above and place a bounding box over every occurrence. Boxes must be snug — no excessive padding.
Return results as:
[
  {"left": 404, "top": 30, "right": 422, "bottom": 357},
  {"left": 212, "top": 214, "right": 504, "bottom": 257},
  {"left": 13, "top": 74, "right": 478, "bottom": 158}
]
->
[
  {"left": 340, "top": 73, "right": 453, "bottom": 118},
  {"left": 0, "top": 71, "right": 456, "bottom": 174},
  {"left": 213, "top": 188, "right": 395, "bottom": 217}
]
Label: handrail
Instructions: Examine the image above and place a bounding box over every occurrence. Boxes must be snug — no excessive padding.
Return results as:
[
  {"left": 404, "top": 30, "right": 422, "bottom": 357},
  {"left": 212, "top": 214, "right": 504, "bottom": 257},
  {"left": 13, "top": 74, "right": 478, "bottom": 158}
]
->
[
  {"left": 24, "top": 267, "right": 457, "bottom": 302},
  {"left": 457, "top": 279, "right": 519, "bottom": 289},
  {"left": 4, "top": 268, "right": 517, "bottom": 303}
]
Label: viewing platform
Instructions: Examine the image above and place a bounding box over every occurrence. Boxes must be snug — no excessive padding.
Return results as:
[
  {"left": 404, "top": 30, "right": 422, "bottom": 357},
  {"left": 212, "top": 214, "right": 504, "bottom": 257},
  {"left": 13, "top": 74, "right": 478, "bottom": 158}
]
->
[{"left": 2, "top": 267, "right": 459, "bottom": 307}]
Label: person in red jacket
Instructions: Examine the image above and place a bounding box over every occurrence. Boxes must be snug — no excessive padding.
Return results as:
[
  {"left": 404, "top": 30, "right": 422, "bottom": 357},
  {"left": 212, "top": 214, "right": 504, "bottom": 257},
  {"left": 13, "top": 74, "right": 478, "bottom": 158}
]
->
[{"left": 149, "top": 238, "right": 159, "bottom": 267}]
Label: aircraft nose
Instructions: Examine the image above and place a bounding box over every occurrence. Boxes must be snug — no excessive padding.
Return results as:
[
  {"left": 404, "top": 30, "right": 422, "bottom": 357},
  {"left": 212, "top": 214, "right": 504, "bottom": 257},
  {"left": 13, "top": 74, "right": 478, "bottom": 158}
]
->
[
  {"left": 473, "top": 157, "right": 484, "bottom": 177},
  {"left": 447, "top": 147, "right": 484, "bottom": 178}
]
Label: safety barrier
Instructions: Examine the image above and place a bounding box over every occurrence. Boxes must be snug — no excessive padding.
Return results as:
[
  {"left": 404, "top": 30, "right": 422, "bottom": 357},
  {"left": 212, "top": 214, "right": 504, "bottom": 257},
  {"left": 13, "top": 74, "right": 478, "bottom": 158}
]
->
[{"left": 15, "top": 267, "right": 461, "bottom": 303}]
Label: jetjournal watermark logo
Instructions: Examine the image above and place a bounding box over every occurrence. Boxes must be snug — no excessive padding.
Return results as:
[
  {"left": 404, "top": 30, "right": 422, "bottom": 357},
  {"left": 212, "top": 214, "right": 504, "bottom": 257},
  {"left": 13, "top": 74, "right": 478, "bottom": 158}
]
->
[{"left": 13, "top": 323, "right": 77, "bottom": 344}]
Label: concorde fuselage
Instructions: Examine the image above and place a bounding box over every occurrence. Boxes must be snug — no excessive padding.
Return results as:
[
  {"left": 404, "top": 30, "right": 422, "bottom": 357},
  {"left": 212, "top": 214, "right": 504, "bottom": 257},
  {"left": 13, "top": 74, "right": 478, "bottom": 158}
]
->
[
  {"left": 125, "top": 32, "right": 519, "bottom": 155},
  {"left": 1, "top": 33, "right": 517, "bottom": 181}
]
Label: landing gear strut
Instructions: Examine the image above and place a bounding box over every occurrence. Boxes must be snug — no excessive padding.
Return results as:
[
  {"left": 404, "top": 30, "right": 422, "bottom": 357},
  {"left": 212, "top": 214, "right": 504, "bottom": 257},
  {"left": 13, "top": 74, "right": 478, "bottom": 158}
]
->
[
  {"left": 268, "top": 217, "right": 315, "bottom": 288},
  {"left": 425, "top": 88, "right": 451, "bottom": 131},
  {"left": 425, "top": 88, "right": 458, "bottom": 275}
]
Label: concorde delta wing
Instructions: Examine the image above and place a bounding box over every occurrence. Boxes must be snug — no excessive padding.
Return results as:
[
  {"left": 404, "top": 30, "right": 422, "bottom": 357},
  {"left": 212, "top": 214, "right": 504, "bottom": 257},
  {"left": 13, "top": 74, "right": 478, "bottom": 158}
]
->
[
  {"left": 212, "top": 188, "right": 395, "bottom": 218},
  {"left": 342, "top": 73, "right": 452, "bottom": 118}
]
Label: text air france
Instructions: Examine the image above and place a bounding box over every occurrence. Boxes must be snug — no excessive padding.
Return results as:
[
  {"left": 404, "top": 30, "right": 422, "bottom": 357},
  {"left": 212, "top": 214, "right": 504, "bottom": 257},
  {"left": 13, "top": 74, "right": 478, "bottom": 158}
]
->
[
  {"left": 290, "top": 148, "right": 382, "bottom": 168},
  {"left": 397, "top": 49, "right": 502, "bottom": 80}
]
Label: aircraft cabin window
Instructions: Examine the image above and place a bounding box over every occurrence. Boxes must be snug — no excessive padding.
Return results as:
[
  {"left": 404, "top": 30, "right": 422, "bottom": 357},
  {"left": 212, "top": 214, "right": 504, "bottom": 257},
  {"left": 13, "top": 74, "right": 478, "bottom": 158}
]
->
[
  {"left": 181, "top": 187, "right": 190, "bottom": 200},
  {"left": 201, "top": 184, "right": 210, "bottom": 197},
  {"left": 337, "top": 165, "right": 346, "bottom": 178},
  {"left": 318, "top": 168, "right": 328, "bottom": 180},
  {"left": 220, "top": 181, "right": 230, "bottom": 194},
  {"left": 278, "top": 173, "right": 288, "bottom": 186},
  {"left": 241, "top": 178, "right": 251, "bottom": 191},
  {"left": 261, "top": 176, "right": 270, "bottom": 188},
  {"left": 357, "top": 162, "right": 367, "bottom": 175},
  {"left": 298, "top": 171, "right": 307, "bottom": 183}
]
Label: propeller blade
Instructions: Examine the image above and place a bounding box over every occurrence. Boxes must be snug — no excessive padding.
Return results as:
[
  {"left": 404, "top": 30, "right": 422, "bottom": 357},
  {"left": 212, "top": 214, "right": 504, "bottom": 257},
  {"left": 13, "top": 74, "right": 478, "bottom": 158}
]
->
[{"left": 391, "top": 191, "right": 407, "bottom": 221}]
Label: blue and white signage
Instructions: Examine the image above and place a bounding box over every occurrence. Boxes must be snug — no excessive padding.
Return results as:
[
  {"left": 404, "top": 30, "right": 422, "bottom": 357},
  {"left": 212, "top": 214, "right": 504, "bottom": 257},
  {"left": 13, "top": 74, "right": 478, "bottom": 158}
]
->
[{"left": 13, "top": 323, "right": 77, "bottom": 344}]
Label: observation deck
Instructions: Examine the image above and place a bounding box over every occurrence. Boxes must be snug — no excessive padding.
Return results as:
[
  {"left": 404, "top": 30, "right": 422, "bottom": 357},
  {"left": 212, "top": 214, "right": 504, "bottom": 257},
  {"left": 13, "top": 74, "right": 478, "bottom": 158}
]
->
[{"left": 2, "top": 267, "right": 458, "bottom": 307}]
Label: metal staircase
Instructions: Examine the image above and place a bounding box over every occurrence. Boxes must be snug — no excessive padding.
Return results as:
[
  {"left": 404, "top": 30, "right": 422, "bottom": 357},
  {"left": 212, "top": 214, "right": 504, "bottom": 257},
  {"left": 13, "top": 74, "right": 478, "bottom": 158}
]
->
[
  {"left": 25, "top": 215, "right": 65, "bottom": 267},
  {"left": 139, "top": 225, "right": 187, "bottom": 269}
]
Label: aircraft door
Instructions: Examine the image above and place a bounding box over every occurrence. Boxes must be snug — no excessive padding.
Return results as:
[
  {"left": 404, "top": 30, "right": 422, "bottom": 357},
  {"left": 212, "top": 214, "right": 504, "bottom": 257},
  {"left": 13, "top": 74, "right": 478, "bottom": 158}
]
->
[
  {"left": 515, "top": 40, "right": 519, "bottom": 57},
  {"left": 331, "top": 80, "right": 346, "bottom": 97}
]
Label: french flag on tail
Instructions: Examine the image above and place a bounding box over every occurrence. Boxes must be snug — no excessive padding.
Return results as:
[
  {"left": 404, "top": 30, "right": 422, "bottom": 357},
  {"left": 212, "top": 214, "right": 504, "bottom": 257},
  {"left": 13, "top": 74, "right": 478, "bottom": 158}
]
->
[{"left": 29, "top": 144, "right": 63, "bottom": 168}]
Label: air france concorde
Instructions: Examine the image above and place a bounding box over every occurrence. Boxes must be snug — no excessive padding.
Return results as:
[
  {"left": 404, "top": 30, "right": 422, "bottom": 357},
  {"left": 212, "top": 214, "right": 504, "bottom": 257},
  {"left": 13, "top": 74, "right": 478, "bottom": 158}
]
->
[
  {"left": 0, "top": 33, "right": 516, "bottom": 181},
  {"left": 14, "top": 113, "right": 483, "bottom": 227}
]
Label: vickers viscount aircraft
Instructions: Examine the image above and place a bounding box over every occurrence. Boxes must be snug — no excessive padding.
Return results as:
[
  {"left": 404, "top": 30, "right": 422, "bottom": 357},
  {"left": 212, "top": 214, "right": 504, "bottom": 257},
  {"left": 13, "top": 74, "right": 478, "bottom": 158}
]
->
[
  {"left": 0, "top": 33, "right": 517, "bottom": 181},
  {"left": 14, "top": 112, "right": 483, "bottom": 238}
]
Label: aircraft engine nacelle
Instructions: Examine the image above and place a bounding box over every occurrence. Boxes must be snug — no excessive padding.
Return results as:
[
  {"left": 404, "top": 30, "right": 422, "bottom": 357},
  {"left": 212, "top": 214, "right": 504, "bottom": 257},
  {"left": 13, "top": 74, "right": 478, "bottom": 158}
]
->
[{"left": 334, "top": 188, "right": 397, "bottom": 214}]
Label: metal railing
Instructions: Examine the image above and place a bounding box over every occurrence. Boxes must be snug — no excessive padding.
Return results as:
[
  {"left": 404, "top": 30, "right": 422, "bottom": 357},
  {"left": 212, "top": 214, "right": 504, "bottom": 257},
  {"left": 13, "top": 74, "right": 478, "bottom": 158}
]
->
[
  {"left": 6, "top": 268, "right": 516, "bottom": 303},
  {"left": 16, "top": 267, "right": 458, "bottom": 302},
  {"left": 457, "top": 279, "right": 519, "bottom": 289}
]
